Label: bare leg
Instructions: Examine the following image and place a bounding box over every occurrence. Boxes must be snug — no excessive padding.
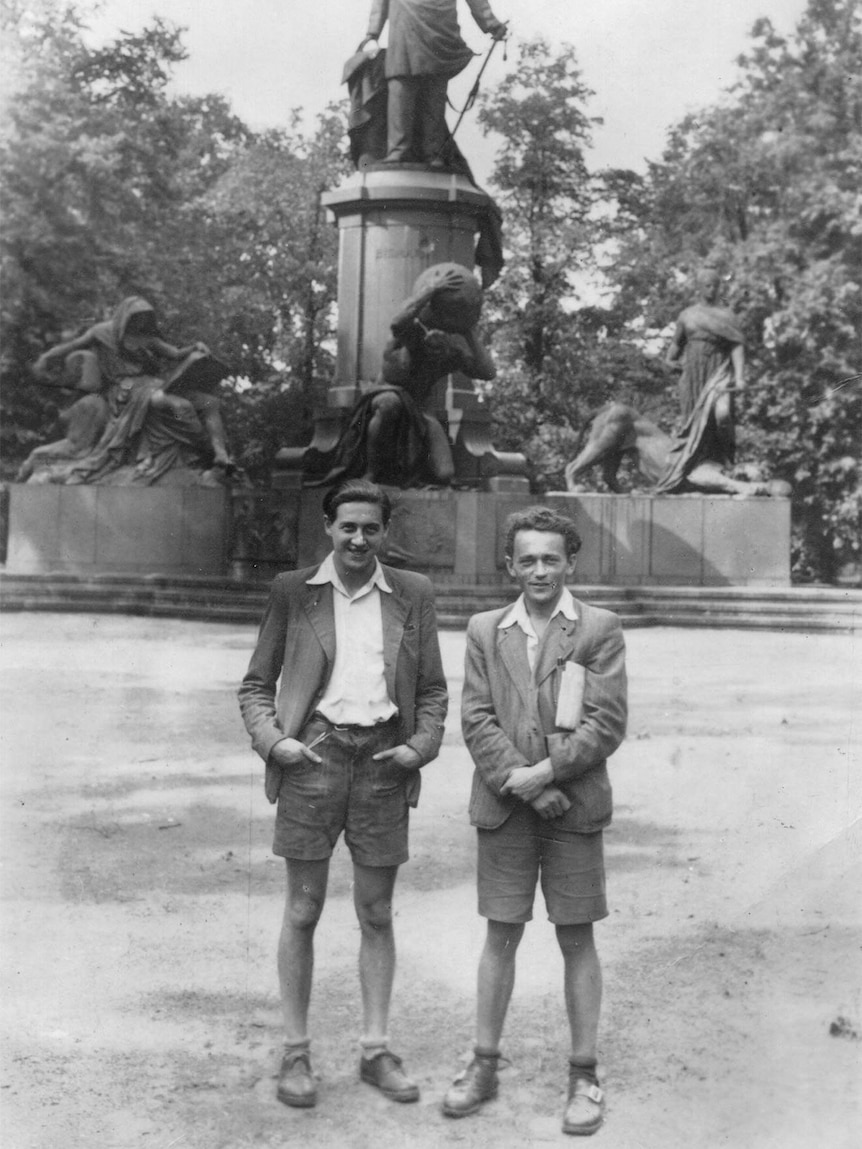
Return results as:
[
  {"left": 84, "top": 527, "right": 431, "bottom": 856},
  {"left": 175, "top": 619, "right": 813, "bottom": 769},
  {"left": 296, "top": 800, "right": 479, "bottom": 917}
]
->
[
  {"left": 353, "top": 862, "right": 399, "bottom": 1044},
  {"left": 686, "top": 462, "right": 769, "bottom": 496},
  {"left": 556, "top": 923, "right": 602, "bottom": 1062},
  {"left": 192, "top": 391, "right": 231, "bottom": 466},
  {"left": 475, "top": 920, "right": 525, "bottom": 1051},
  {"left": 363, "top": 392, "right": 402, "bottom": 482},
  {"left": 148, "top": 388, "right": 192, "bottom": 417},
  {"left": 386, "top": 77, "right": 418, "bottom": 163},
  {"left": 423, "top": 413, "right": 454, "bottom": 484},
  {"left": 278, "top": 857, "right": 329, "bottom": 1044}
]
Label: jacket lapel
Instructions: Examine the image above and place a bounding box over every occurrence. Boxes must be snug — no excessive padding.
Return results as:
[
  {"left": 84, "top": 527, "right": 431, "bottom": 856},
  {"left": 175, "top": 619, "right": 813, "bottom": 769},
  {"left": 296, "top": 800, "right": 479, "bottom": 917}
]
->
[
  {"left": 300, "top": 580, "right": 336, "bottom": 665},
  {"left": 381, "top": 576, "right": 410, "bottom": 699},
  {"left": 496, "top": 624, "right": 533, "bottom": 710},
  {"left": 534, "top": 614, "right": 579, "bottom": 686}
]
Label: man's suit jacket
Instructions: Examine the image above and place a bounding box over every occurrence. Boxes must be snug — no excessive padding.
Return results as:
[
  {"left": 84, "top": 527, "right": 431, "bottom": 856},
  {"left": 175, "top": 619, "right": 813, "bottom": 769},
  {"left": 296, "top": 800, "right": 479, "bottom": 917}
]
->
[
  {"left": 238, "top": 563, "right": 448, "bottom": 806},
  {"left": 462, "top": 598, "right": 627, "bottom": 833}
]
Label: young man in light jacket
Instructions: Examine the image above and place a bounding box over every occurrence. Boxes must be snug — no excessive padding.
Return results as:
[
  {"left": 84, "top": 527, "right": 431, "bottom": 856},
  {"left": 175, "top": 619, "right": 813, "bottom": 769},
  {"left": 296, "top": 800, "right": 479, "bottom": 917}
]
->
[{"left": 443, "top": 505, "right": 627, "bottom": 1136}]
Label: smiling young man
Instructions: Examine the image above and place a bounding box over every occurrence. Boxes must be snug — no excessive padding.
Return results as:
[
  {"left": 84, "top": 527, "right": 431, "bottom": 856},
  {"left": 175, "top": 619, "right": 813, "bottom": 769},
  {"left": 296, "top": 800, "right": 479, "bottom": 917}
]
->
[
  {"left": 442, "top": 506, "right": 627, "bottom": 1136},
  {"left": 239, "top": 479, "right": 447, "bottom": 1109}
]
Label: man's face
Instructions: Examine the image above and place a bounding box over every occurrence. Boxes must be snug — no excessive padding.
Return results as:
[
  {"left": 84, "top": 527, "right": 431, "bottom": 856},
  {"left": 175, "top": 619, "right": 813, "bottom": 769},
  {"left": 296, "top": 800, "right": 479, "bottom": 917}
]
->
[
  {"left": 324, "top": 501, "right": 388, "bottom": 584},
  {"left": 506, "top": 529, "right": 576, "bottom": 612}
]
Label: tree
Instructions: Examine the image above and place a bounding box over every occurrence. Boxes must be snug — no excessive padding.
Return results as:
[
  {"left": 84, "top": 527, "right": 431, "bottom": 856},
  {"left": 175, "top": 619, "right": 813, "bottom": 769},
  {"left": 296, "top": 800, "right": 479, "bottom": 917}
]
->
[
  {"left": 0, "top": 1, "right": 250, "bottom": 473},
  {"left": 606, "top": 0, "right": 861, "bottom": 581},
  {"left": 475, "top": 38, "right": 656, "bottom": 490},
  {"left": 203, "top": 108, "right": 352, "bottom": 483},
  {"left": 0, "top": 1, "right": 353, "bottom": 486}
]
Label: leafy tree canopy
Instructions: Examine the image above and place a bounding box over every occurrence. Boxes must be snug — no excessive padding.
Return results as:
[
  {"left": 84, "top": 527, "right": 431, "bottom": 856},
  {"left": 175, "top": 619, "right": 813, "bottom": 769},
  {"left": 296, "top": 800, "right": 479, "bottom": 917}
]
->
[
  {"left": 480, "top": 5, "right": 861, "bottom": 581},
  {"left": 608, "top": 0, "right": 861, "bottom": 580},
  {"left": 0, "top": 0, "right": 350, "bottom": 484}
]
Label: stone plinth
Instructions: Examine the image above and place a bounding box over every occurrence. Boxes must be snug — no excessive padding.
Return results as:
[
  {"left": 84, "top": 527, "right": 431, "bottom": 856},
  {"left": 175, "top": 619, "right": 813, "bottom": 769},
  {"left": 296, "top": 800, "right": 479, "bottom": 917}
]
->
[
  {"left": 274, "top": 167, "right": 528, "bottom": 490},
  {"left": 288, "top": 488, "right": 791, "bottom": 587},
  {"left": 3, "top": 485, "right": 229, "bottom": 577},
  {"left": 1, "top": 485, "right": 791, "bottom": 587},
  {"left": 544, "top": 493, "right": 791, "bottom": 586}
]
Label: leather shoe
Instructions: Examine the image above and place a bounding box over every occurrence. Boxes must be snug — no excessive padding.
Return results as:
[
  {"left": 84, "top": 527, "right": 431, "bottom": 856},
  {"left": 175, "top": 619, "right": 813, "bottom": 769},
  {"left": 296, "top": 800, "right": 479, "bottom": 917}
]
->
[
  {"left": 562, "top": 1067, "right": 604, "bottom": 1136},
  {"left": 276, "top": 1048, "right": 317, "bottom": 1108},
  {"left": 442, "top": 1052, "right": 499, "bottom": 1117},
  {"left": 359, "top": 1050, "right": 420, "bottom": 1102}
]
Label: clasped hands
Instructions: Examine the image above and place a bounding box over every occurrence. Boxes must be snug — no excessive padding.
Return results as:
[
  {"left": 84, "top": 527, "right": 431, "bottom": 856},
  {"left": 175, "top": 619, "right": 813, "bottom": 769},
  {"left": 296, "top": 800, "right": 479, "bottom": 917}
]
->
[
  {"left": 501, "top": 758, "right": 571, "bottom": 821},
  {"left": 270, "top": 737, "right": 421, "bottom": 771}
]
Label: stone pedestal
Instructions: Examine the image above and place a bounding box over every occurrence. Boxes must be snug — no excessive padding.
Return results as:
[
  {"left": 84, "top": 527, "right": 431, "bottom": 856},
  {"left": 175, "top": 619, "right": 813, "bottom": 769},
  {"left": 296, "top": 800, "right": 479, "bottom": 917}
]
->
[
  {"left": 274, "top": 167, "right": 528, "bottom": 490},
  {"left": 283, "top": 488, "right": 792, "bottom": 587},
  {"left": 1, "top": 485, "right": 790, "bottom": 588},
  {"left": 3, "top": 484, "right": 229, "bottom": 577}
]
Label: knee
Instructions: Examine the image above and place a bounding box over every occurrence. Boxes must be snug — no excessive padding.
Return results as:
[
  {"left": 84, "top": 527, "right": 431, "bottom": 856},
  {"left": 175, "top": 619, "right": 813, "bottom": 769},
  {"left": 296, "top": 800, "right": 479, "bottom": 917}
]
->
[
  {"left": 356, "top": 896, "right": 394, "bottom": 933},
  {"left": 285, "top": 893, "right": 324, "bottom": 932},
  {"left": 370, "top": 392, "right": 402, "bottom": 420},
  {"left": 555, "top": 922, "right": 595, "bottom": 958},
  {"left": 194, "top": 391, "right": 219, "bottom": 416},
  {"left": 485, "top": 920, "right": 525, "bottom": 957}
]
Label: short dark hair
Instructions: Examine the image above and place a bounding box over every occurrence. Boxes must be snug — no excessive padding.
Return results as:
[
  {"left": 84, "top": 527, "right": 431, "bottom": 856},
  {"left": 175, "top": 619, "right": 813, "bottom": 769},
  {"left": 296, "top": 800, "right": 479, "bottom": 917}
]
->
[
  {"left": 322, "top": 479, "right": 391, "bottom": 526},
  {"left": 504, "top": 505, "right": 582, "bottom": 558}
]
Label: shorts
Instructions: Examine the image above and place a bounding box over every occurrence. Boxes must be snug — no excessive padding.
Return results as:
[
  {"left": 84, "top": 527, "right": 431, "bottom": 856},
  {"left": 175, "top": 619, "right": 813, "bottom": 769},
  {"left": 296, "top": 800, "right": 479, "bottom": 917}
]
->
[
  {"left": 477, "top": 802, "right": 608, "bottom": 925},
  {"left": 273, "top": 713, "right": 409, "bottom": 867}
]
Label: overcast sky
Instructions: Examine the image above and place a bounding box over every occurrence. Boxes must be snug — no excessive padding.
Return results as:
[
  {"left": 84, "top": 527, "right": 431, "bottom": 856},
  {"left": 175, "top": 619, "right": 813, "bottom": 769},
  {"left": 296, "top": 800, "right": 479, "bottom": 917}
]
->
[{"left": 84, "top": 0, "right": 810, "bottom": 180}]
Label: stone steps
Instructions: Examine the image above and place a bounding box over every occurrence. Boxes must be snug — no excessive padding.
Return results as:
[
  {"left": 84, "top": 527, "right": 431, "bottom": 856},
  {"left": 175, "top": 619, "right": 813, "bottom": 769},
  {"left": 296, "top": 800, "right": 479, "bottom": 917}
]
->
[{"left": 1, "top": 573, "right": 858, "bottom": 633}]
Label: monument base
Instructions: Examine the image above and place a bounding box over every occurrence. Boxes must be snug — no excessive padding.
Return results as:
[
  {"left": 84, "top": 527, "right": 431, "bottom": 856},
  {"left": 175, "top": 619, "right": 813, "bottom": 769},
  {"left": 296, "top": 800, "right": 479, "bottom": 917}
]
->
[
  {"left": 2, "top": 485, "right": 229, "bottom": 577},
  {"left": 281, "top": 488, "right": 792, "bottom": 587},
  {"left": 275, "top": 168, "right": 529, "bottom": 491},
  {"left": 0, "top": 485, "right": 791, "bottom": 587}
]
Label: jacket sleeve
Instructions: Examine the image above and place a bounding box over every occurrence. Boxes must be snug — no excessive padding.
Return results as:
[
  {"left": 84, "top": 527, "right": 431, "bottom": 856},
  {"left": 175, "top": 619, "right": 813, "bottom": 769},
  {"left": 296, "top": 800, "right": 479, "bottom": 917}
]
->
[
  {"left": 366, "top": 0, "right": 388, "bottom": 38},
  {"left": 237, "top": 578, "right": 289, "bottom": 763},
  {"left": 466, "top": 0, "right": 506, "bottom": 35},
  {"left": 545, "top": 616, "right": 627, "bottom": 783},
  {"left": 461, "top": 619, "right": 531, "bottom": 794},
  {"left": 404, "top": 581, "right": 448, "bottom": 765}
]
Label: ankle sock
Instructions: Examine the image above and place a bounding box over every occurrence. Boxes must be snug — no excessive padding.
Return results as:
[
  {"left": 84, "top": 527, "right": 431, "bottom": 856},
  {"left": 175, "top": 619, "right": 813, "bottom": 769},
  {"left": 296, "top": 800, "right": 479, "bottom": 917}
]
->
[
  {"left": 569, "top": 1057, "right": 598, "bottom": 1085},
  {"left": 360, "top": 1036, "right": 389, "bottom": 1060}
]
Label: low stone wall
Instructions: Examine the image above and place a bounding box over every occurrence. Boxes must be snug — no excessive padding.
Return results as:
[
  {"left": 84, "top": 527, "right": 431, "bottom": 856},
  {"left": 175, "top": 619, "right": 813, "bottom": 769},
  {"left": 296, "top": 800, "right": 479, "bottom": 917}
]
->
[
  {"left": 3, "top": 485, "right": 229, "bottom": 577},
  {"left": 2, "top": 484, "right": 791, "bottom": 586}
]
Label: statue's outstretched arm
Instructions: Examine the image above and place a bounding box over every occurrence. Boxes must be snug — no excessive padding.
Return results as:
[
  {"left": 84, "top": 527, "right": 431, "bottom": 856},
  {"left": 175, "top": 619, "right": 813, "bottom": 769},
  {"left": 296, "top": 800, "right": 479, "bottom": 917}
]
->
[
  {"left": 466, "top": 0, "right": 508, "bottom": 38},
  {"left": 152, "top": 337, "right": 209, "bottom": 361},
  {"left": 32, "top": 329, "right": 97, "bottom": 380}
]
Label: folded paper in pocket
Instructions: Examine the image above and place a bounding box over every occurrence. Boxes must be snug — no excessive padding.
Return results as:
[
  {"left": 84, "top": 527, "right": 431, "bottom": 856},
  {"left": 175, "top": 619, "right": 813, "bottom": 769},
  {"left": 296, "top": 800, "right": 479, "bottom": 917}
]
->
[{"left": 555, "top": 661, "right": 585, "bottom": 729}]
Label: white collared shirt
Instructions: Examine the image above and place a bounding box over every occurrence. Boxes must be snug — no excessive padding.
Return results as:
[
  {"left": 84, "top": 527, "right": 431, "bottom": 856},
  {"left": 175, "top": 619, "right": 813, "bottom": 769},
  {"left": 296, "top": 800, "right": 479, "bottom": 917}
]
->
[
  {"left": 498, "top": 587, "right": 578, "bottom": 673},
  {"left": 307, "top": 554, "right": 398, "bottom": 726}
]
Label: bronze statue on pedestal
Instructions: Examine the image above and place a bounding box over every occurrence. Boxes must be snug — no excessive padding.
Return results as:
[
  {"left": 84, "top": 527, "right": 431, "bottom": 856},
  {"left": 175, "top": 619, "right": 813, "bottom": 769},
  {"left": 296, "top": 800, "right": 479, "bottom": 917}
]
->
[
  {"left": 356, "top": 0, "right": 508, "bottom": 168},
  {"left": 19, "top": 296, "right": 232, "bottom": 486},
  {"left": 565, "top": 268, "right": 790, "bottom": 498},
  {"left": 316, "top": 262, "right": 496, "bottom": 488}
]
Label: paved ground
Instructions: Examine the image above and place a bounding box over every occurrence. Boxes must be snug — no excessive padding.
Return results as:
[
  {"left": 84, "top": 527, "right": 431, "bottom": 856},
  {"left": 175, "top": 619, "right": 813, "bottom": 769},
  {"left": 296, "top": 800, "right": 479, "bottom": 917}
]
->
[{"left": 0, "top": 612, "right": 860, "bottom": 1149}]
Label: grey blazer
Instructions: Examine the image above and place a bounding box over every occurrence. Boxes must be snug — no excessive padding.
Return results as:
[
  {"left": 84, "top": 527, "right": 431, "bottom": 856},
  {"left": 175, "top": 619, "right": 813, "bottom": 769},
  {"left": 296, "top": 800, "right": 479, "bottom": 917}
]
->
[
  {"left": 238, "top": 563, "right": 448, "bottom": 805},
  {"left": 461, "top": 598, "right": 627, "bottom": 832}
]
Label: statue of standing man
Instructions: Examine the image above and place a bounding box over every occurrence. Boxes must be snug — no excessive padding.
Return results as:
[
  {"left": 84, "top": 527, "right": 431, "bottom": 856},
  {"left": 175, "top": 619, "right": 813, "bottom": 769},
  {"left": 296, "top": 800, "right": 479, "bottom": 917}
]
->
[{"left": 360, "top": 0, "right": 508, "bottom": 167}]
